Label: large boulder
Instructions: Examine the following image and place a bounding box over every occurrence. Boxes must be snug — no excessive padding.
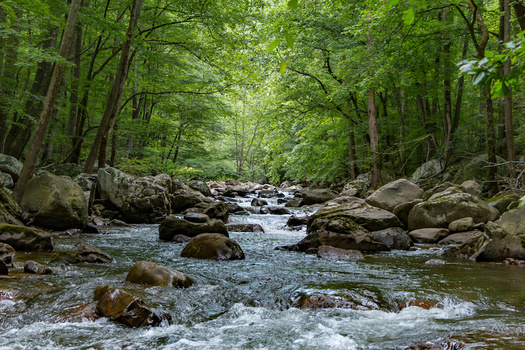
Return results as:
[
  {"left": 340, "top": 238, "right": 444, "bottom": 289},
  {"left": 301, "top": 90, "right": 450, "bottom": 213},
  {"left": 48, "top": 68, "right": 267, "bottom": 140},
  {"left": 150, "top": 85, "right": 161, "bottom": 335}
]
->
[
  {"left": 203, "top": 202, "right": 229, "bottom": 222},
  {"left": 408, "top": 228, "right": 450, "bottom": 244},
  {"left": 20, "top": 172, "right": 88, "bottom": 230},
  {"left": 98, "top": 167, "right": 170, "bottom": 223},
  {"left": 309, "top": 197, "right": 403, "bottom": 231},
  {"left": 0, "top": 187, "right": 23, "bottom": 225},
  {"left": 453, "top": 154, "right": 509, "bottom": 184},
  {"left": 0, "top": 154, "right": 23, "bottom": 182},
  {"left": 158, "top": 216, "right": 228, "bottom": 241},
  {"left": 180, "top": 233, "right": 245, "bottom": 260},
  {"left": 475, "top": 222, "right": 525, "bottom": 262},
  {"left": 495, "top": 206, "right": 525, "bottom": 235},
  {"left": 411, "top": 159, "right": 443, "bottom": 184},
  {"left": 125, "top": 261, "right": 193, "bottom": 288},
  {"left": 186, "top": 180, "right": 212, "bottom": 197},
  {"left": 487, "top": 192, "right": 520, "bottom": 214},
  {"left": 299, "top": 189, "right": 338, "bottom": 206},
  {"left": 368, "top": 228, "right": 412, "bottom": 250},
  {"left": 170, "top": 191, "right": 207, "bottom": 213},
  {"left": 407, "top": 187, "right": 499, "bottom": 231},
  {"left": 0, "top": 224, "right": 53, "bottom": 251},
  {"left": 365, "top": 179, "right": 424, "bottom": 212},
  {"left": 94, "top": 285, "right": 165, "bottom": 327}
]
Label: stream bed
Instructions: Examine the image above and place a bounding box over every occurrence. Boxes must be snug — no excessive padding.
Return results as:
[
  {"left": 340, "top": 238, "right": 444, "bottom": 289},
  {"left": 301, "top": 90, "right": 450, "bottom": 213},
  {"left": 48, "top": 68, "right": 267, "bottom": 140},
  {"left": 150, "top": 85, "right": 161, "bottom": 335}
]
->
[{"left": 1, "top": 198, "right": 525, "bottom": 349}]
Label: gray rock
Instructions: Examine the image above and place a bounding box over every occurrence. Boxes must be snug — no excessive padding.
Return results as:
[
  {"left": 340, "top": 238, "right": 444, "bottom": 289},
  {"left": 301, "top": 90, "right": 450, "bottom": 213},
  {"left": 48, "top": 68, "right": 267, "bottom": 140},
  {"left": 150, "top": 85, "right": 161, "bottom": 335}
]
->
[
  {"left": 487, "top": 192, "right": 520, "bottom": 214},
  {"left": 425, "top": 259, "right": 448, "bottom": 266},
  {"left": 0, "top": 242, "right": 15, "bottom": 264},
  {"left": 365, "top": 179, "right": 424, "bottom": 212},
  {"left": 439, "top": 230, "right": 483, "bottom": 245},
  {"left": 448, "top": 217, "right": 475, "bottom": 233},
  {"left": 203, "top": 202, "right": 229, "bottom": 222},
  {"left": 24, "top": 260, "right": 52, "bottom": 274},
  {"left": 184, "top": 213, "right": 210, "bottom": 223},
  {"left": 260, "top": 205, "right": 291, "bottom": 215},
  {"left": 411, "top": 159, "right": 444, "bottom": 183},
  {"left": 0, "top": 172, "right": 13, "bottom": 188},
  {"left": 317, "top": 245, "right": 364, "bottom": 261},
  {"left": 20, "top": 172, "right": 88, "bottom": 230},
  {"left": 187, "top": 180, "right": 212, "bottom": 197},
  {"left": 309, "top": 197, "right": 403, "bottom": 232},
  {"left": 0, "top": 154, "right": 23, "bottom": 182},
  {"left": 476, "top": 222, "right": 525, "bottom": 262},
  {"left": 125, "top": 261, "right": 193, "bottom": 288},
  {"left": 408, "top": 228, "right": 450, "bottom": 244},
  {"left": 368, "top": 228, "right": 412, "bottom": 250},
  {"left": 158, "top": 216, "right": 228, "bottom": 241},
  {"left": 0, "top": 187, "right": 23, "bottom": 225},
  {"left": 393, "top": 199, "right": 423, "bottom": 227},
  {"left": 98, "top": 167, "right": 170, "bottom": 223},
  {"left": 287, "top": 213, "right": 309, "bottom": 227},
  {"left": 408, "top": 187, "right": 499, "bottom": 230},
  {"left": 251, "top": 198, "right": 268, "bottom": 206},
  {"left": 460, "top": 180, "right": 482, "bottom": 198},
  {"left": 75, "top": 243, "right": 112, "bottom": 263},
  {"left": 284, "top": 197, "right": 302, "bottom": 208},
  {"left": 495, "top": 206, "right": 525, "bottom": 235},
  {"left": 299, "top": 189, "right": 338, "bottom": 206}
]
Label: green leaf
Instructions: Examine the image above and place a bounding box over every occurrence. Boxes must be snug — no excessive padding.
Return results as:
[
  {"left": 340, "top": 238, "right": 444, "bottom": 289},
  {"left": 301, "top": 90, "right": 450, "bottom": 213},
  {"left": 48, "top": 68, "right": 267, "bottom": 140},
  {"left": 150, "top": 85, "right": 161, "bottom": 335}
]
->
[
  {"left": 404, "top": 7, "right": 415, "bottom": 25},
  {"left": 288, "top": 0, "right": 298, "bottom": 10},
  {"left": 284, "top": 32, "right": 294, "bottom": 49},
  {"left": 388, "top": 0, "right": 401, "bottom": 8},
  {"left": 267, "top": 39, "right": 280, "bottom": 53},
  {"left": 485, "top": 50, "right": 494, "bottom": 58},
  {"left": 280, "top": 60, "right": 287, "bottom": 75}
]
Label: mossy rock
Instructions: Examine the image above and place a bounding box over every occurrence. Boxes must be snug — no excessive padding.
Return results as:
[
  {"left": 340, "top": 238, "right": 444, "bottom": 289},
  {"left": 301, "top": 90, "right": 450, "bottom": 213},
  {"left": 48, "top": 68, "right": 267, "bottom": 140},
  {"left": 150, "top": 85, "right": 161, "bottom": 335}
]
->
[
  {"left": 180, "top": 233, "right": 245, "bottom": 260},
  {"left": 0, "top": 223, "right": 53, "bottom": 252}
]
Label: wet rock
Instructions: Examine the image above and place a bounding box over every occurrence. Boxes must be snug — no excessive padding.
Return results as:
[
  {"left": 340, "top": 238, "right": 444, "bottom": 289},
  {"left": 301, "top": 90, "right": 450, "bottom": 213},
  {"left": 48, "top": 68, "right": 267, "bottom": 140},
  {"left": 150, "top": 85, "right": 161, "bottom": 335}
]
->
[
  {"left": 223, "top": 185, "right": 251, "bottom": 197},
  {"left": 316, "top": 245, "right": 364, "bottom": 261},
  {"left": 0, "top": 224, "right": 54, "bottom": 251},
  {"left": 424, "top": 259, "right": 448, "bottom": 265},
  {"left": 180, "top": 233, "right": 245, "bottom": 260},
  {"left": 309, "top": 197, "right": 403, "bottom": 231},
  {"left": 20, "top": 172, "right": 88, "bottom": 230},
  {"left": 24, "top": 260, "right": 53, "bottom": 274},
  {"left": 54, "top": 303, "right": 98, "bottom": 323},
  {"left": 260, "top": 205, "right": 291, "bottom": 215},
  {"left": 475, "top": 222, "right": 525, "bottom": 262},
  {"left": 0, "top": 186, "right": 23, "bottom": 225},
  {"left": 75, "top": 243, "right": 112, "bottom": 263},
  {"left": 299, "top": 188, "right": 338, "bottom": 206},
  {"left": 438, "top": 230, "right": 483, "bottom": 245},
  {"left": 365, "top": 179, "right": 424, "bottom": 212},
  {"left": 406, "top": 338, "right": 466, "bottom": 350},
  {"left": 94, "top": 285, "right": 165, "bottom": 327},
  {"left": 98, "top": 167, "right": 170, "bottom": 223},
  {"left": 408, "top": 187, "right": 499, "bottom": 230},
  {"left": 187, "top": 180, "right": 212, "bottom": 197},
  {"left": 504, "top": 258, "right": 525, "bottom": 265},
  {"left": 448, "top": 217, "right": 474, "bottom": 233},
  {"left": 158, "top": 216, "right": 228, "bottom": 241},
  {"left": 0, "top": 172, "right": 13, "bottom": 189},
  {"left": 226, "top": 224, "right": 265, "bottom": 233},
  {"left": 286, "top": 213, "right": 309, "bottom": 227},
  {"left": 170, "top": 191, "right": 207, "bottom": 213},
  {"left": 203, "top": 202, "right": 229, "bottom": 222},
  {"left": 184, "top": 212, "right": 210, "bottom": 223},
  {"left": 284, "top": 197, "right": 302, "bottom": 208},
  {"left": 81, "top": 223, "right": 99, "bottom": 234},
  {"left": 0, "top": 260, "right": 7, "bottom": 275},
  {"left": 401, "top": 300, "right": 439, "bottom": 309},
  {"left": 294, "top": 288, "right": 396, "bottom": 311},
  {"left": 0, "top": 242, "right": 15, "bottom": 264},
  {"left": 226, "top": 202, "right": 248, "bottom": 215},
  {"left": 251, "top": 198, "right": 268, "bottom": 206},
  {"left": 409, "top": 228, "right": 449, "bottom": 244},
  {"left": 171, "top": 234, "right": 192, "bottom": 243},
  {"left": 125, "top": 261, "right": 194, "bottom": 288},
  {"left": 393, "top": 199, "right": 423, "bottom": 227},
  {"left": 368, "top": 227, "right": 412, "bottom": 250},
  {"left": 49, "top": 251, "right": 83, "bottom": 264}
]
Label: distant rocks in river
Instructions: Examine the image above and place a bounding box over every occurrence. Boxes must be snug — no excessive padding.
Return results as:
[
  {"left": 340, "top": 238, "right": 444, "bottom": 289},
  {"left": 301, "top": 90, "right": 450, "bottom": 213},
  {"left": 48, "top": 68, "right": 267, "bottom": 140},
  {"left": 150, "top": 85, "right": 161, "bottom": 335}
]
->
[
  {"left": 316, "top": 245, "right": 364, "bottom": 261},
  {"left": 227, "top": 223, "right": 265, "bottom": 233},
  {"left": 159, "top": 215, "right": 228, "bottom": 242},
  {"left": 75, "top": 243, "right": 112, "bottom": 264}
]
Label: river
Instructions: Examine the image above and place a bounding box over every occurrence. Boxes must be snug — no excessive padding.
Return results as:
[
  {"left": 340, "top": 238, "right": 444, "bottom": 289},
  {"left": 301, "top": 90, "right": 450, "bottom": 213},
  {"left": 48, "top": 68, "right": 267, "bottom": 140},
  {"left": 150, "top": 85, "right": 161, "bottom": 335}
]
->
[{"left": 1, "top": 196, "right": 524, "bottom": 349}]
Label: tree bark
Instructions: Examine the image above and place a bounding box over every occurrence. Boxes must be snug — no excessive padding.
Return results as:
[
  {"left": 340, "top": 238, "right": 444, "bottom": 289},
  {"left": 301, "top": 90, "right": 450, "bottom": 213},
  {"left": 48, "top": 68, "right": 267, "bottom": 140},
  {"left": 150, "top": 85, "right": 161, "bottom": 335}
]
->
[
  {"left": 12, "top": 0, "right": 82, "bottom": 203},
  {"left": 83, "top": 0, "right": 145, "bottom": 173},
  {"left": 503, "top": 0, "right": 517, "bottom": 178}
]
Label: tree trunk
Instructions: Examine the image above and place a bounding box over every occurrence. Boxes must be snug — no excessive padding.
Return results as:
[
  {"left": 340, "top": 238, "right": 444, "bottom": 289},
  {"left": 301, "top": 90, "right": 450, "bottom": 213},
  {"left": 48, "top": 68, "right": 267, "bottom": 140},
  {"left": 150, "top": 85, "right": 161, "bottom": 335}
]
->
[
  {"left": 484, "top": 88, "right": 498, "bottom": 197},
  {"left": 513, "top": 0, "right": 525, "bottom": 30},
  {"left": 4, "top": 27, "right": 58, "bottom": 159},
  {"left": 83, "top": 0, "right": 145, "bottom": 173},
  {"left": 65, "top": 21, "right": 82, "bottom": 160},
  {"left": 503, "top": 0, "right": 517, "bottom": 178},
  {"left": 348, "top": 129, "right": 357, "bottom": 180},
  {"left": 12, "top": 0, "right": 82, "bottom": 203}
]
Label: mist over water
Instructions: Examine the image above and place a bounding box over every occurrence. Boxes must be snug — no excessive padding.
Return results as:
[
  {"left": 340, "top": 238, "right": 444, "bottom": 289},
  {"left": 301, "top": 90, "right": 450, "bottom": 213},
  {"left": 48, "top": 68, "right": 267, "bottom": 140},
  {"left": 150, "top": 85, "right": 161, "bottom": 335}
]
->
[{"left": 1, "top": 196, "right": 524, "bottom": 349}]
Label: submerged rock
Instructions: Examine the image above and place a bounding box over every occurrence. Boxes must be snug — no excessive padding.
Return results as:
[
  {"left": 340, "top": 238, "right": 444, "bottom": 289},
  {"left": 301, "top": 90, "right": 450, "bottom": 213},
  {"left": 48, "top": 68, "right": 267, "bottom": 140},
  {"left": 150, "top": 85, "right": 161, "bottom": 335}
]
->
[
  {"left": 0, "top": 224, "right": 53, "bottom": 251},
  {"left": 125, "top": 261, "right": 193, "bottom": 288},
  {"left": 226, "top": 224, "right": 265, "bottom": 233},
  {"left": 316, "top": 245, "right": 364, "bottom": 261},
  {"left": 75, "top": 243, "right": 113, "bottom": 264},
  {"left": 158, "top": 216, "right": 228, "bottom": 241},
  {"left": 94, "top": 285, "right": 166, "bottom": 327},
  {"left": 180, "top": 233, "right": 245, "bottom": 260},
  {"left": 20, "top": 172, "right": 88, "bottom": 230},
  {"left": 24, "top": 260, "right": 52, "bottom": 274}
]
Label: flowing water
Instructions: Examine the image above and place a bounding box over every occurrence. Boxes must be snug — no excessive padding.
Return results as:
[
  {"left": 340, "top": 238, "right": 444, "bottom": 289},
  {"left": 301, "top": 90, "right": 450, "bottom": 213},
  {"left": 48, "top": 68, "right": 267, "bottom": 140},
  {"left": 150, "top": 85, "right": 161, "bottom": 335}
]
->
[{"left": 1, "top": 196, "right": 525, "bottom": 349}]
